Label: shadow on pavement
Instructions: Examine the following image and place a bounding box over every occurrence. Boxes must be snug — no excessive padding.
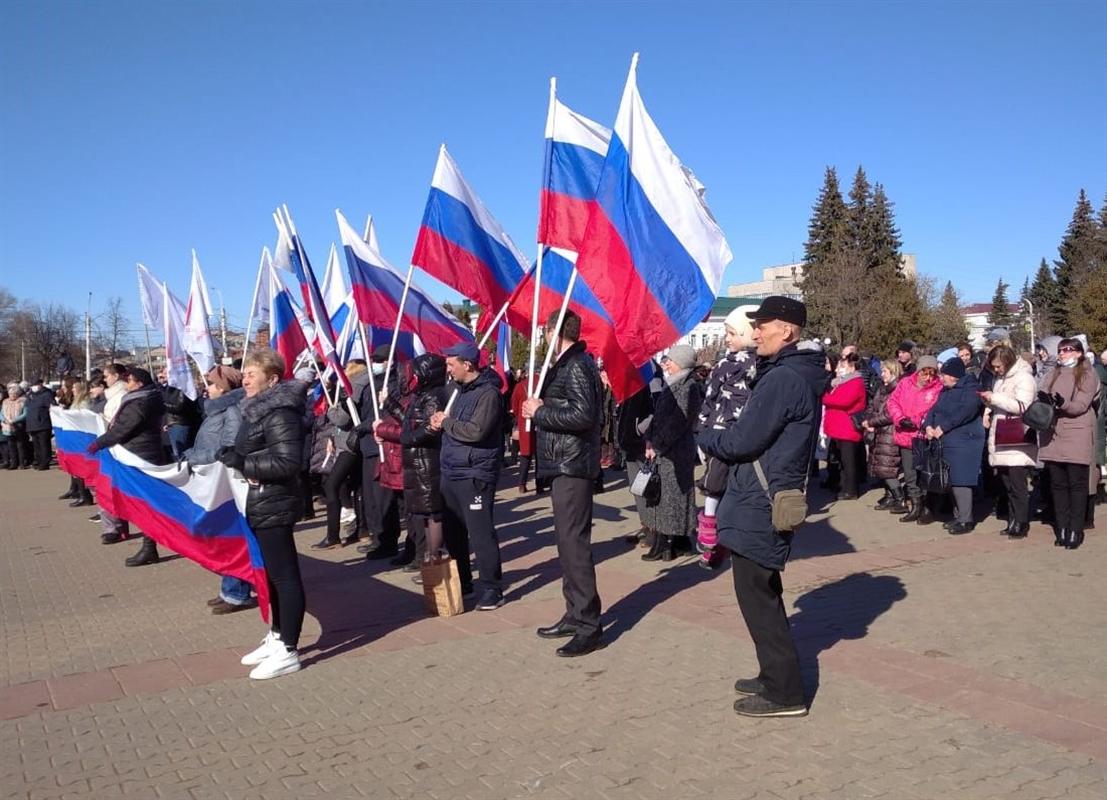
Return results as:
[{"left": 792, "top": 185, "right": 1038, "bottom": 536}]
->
[
  {"left": 790, "top": 572, "right": 907, "bottom": 705},
  {"left": 601, "top": 559, "right": 721, "bottom": 644}
]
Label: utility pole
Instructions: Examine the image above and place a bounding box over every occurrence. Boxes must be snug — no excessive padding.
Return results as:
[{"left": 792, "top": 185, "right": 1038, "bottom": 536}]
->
[
  {"left": 85, "top": 292, "right": 93, "bottom": 379},
  {"left": 212, "top": 286, "right": 230, "bottom": 365}
]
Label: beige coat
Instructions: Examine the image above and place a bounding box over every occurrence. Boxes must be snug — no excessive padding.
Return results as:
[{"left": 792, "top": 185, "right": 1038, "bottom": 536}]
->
[
  {"left": 1037, "top": 365, "right": 1100, "bottom": 467},
  {"left": 985, "top": 357, "right": 1038, "bottom": 468}
]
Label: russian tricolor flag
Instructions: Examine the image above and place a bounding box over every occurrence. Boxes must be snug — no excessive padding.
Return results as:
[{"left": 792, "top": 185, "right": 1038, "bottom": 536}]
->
[
  {"left": 267, "top": 261, "right": 310, "bottom": 379},
  {"left": 337, "top": 209, "right": 474, "bottom": 356},
  {"left": 505, "top": 247, "right": 645, "bottom": 402},
  {"left": 574, "top": 55, "right": 732, "bottom": 367},
  {"left": 411, "top": 146, "right": 529, "bottom": 312},
  {"left": 51, "top": 408, "right": 271, "bottom": 621},
  {"left": 539, "top": 94, "right": 611, "bottom": 252}
]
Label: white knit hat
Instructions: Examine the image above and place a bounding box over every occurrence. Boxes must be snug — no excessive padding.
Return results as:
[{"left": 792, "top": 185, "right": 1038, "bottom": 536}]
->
[{"left": 723, "top": 305, "right": 760, "bottom": 341}]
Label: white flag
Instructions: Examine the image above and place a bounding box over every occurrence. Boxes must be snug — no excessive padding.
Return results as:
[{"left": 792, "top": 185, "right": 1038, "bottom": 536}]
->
[
  {"left": 183, "top": 250, "right": 216, "bottom": 373},
  {"left": 320, "top": 242, "right": 350, "bottom": 323},
  {"left": 136, "top": 264, "right": 165, "bottom": 330},
  {"left": 163, "top": 283, "right": 198, "bottom": 400}
]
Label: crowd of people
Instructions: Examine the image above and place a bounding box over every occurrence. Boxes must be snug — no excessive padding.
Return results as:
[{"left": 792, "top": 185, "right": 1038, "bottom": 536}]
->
[{"left": 3, "top": 297, "right": 1105, "bottom": 715}]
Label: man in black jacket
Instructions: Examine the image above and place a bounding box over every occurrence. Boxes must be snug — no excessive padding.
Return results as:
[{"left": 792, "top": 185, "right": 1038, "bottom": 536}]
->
[
  {"left": 698, "top": 297, "right": 828, "bottom": 718},
  {"left": 24, "top": 379, "right": 56, "bottom": 470},
  {"left": 431, "top": 342, "right": 505, "bottom": 610},
  {"left": 158, "top": 367, "right": 200, "bottom": 460},
  {"left": 88, "top": 367, "right": 168, "bottom": 566},
  {"left": 523, "top": 310, "right": 604, "bottom": 657}
]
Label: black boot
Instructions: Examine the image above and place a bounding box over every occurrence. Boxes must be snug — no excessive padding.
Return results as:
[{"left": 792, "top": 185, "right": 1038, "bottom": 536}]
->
[
  {"left": 1007, "top": 522, "right": 1029, "bottom": 539},
  {"left": 1066, "top": 529, "right": 1085, "bottom": 550},
  {"left": 886, "top": 488, "right": 909, "bottom": 514},
  {"left": 874, "top": 488, "right": 893, "bottom": 510},
  {"left": 900, "top": 499, "right": 920, "bottom": 523},
  {"left": 69, "top": 490, "right": 94, "bottom": 508},
  {"left": 915, "top": 500, "right": 934, "bottom": 526},
  {"left": 390, "top": 537, "right": 416, "bottom": 567},
  {"left": 642, "top": 534, "right": 670, "bottom": 562},
  {"left": 125, "top": 536, "right": 159, "bottom": 567},
  {"left": 1053, "top": 528, "right": 1066, "bottom": 547}
]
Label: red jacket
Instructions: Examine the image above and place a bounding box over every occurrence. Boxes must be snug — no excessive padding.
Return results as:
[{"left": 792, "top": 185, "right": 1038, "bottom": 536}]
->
[
  {"left": 373, "top": 416, "right": 405, "bottom": 491},
  {"left": 509, "top": 380, "right": 533, "bottom": 457},
  {"left": 822, "top": 373, "right": 867, "bottom": 442}
]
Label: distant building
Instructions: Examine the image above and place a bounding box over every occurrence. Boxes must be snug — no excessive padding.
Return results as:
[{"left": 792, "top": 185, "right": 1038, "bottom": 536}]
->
[
  {"left": 673, "top": 296, "right": 763, "bottom": 356},
  {"left": 961, "top": 303, "right": 1022, "bottom": 350},
  {"left": 728, "top": 255, "right": 918, "bottom": 299}
]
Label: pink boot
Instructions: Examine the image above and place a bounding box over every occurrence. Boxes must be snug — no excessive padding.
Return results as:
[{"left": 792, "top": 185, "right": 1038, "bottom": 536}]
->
[{"left": 696, "top": 511, "right": 717, "bottom": 553}]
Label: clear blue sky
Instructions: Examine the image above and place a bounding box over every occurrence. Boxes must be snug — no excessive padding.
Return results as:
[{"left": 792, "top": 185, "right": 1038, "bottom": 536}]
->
[{"left": 2, "top": 0, "right": 1105, "bottom": 343}]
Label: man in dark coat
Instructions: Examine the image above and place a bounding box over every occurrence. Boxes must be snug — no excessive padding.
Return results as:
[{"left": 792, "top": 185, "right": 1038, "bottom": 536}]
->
[
  {"left": 698, "top": 297, "right": 828, "bottom": 719},
  {"left": 88, "top": 367, "right": 168, "bottom": 566},
  {"left": 431, "top": 342, "right": 505, "bottom": 611},
  {"left": 523, "top": 310, "right": 604, "bottom": 657},
  {"left": 355, "top": 347, "right": 404, "bottom": 561},
  {"left": 24, "top": 379, "right": 56, "bottom": 470},
  {"left": 158, "top": 367, "right": 200, "bottom": 460}
]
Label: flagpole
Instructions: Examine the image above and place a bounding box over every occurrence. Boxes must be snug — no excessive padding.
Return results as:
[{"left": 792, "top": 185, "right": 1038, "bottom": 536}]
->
[
  {"left": 382, "top": 262, "right": 415, "bottom": 402},
  {"left": 243, "top": 247, "right": 267, "bottom": 360},
  {"left": 525, "top": 76, "right": 557, "bottom": 431},
  {"left": 534, "top": 267, "right": 578, "bottom": 399}
]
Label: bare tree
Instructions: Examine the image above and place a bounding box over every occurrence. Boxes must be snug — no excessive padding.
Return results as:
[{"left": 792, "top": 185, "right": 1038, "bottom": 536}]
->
[
  {"left": 97, "top": 296, "right": 130, "bottom": 359},
  {"left": 11, "top": 303, "right": 81, "bottom": 380}
]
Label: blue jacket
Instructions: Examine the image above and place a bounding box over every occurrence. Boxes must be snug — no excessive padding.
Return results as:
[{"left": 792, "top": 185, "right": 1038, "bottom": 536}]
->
[
  {"left": 697, "top": 344, "right": 829, "bottom": 571},
  {"left": 440, "top": 368, "right": 503, "bottom": 484},
  {"left": 182, "top": 388, "right": 244, "bottom": 466},
  {"left": 923, "top": 374, "right": 985, "bottom": 487}
]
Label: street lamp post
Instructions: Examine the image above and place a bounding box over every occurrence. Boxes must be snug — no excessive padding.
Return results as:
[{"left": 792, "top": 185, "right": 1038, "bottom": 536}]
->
[
  {"left": 1023, "top": 298, "right": 1035, "bottom": 353},
  {"left": 211, "top": 286, "right": 230, "bottom": 364}
]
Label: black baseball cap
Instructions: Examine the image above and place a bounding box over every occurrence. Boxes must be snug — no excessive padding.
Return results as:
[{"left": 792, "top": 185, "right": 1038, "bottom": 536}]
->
[{"left": 745, "top": 296, "right": 807, "bottom": 327}]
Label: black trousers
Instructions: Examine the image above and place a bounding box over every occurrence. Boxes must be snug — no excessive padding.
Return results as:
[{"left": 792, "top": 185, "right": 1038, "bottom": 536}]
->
[
  {"left": 550, "top": 475, "right": 602, "bottom": 635},
  {"left": 361, "top": 456, "right": 400, "bottom": 548},
  {"left": 441, "top": 476, "right": 502, "bottom": 592},
  {"left": 731, "top": 554, "right": 805, "bottom": 706},
  {"left": 837, "top": 440, "right": 861, "bottom": 497},
  {"left": 518, "top": 455, "right": 532, "bottom": 488},
  {"left": 30, "top": 430, "right": 51, "bottom": 470},
  {"left": 255, "top": 524, "right": 306, "bottom": 650},
  {"left": 323, "top": 451, "right": 361, "bottom": 542},
  {"left": 996, "top": 466, "right": 1030, "bottom": 526},
  {"left": 1046, "top": 461, "right": 1089, "bottom": 533}
]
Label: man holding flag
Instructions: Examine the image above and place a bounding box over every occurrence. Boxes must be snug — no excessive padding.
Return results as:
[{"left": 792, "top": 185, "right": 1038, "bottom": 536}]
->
[{"left": 522, "top": 309, "right": 604, "bottom": 657}]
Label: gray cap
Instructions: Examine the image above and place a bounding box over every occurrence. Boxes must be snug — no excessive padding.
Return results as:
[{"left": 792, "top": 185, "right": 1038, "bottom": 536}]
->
[
  {"left": 665, "top": 344, "right": 697, "bottom": 370},
  {"left": 916, "top": 355, "right": 939, "bottom": 371}
]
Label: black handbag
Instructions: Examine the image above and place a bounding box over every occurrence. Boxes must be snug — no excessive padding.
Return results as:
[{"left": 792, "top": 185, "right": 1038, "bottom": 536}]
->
[
  {"left": 912, "top": 437, "right": 951, "bottom": 494},
  {"left": 630, "top": 459, "right": 661, "bottom": 506},
  {"left": 1022, "top": 400, "right": 1055, "bottom": 433}
]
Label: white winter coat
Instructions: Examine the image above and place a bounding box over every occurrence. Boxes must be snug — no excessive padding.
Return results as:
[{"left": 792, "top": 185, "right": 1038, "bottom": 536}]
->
[{"left": 984, "top": 357, "right": 1038, "bottom": 468}]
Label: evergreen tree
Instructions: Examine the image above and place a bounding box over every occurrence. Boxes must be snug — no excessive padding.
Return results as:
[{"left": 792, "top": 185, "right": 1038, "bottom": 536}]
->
[
  {"left": 987, "top": 278, "right": 1015, "bottom": 329},
  {"left": 1052, "top": 189, "right": 1099, "bottom": 334},
  {"left": 931, "top": 281, "right": 968, "bottom": 347},
  {"left": 847, "top": 166, "right": 871, "bottom": 255},
  {"left": 1027, "top": 258, "right": 1060, "bottom": 337},
  {"left": 856, "top": 182, "right": 918, "bottom": 355},
  {"left": 798, "top": 167, "right": 854, "bottom": 345}
]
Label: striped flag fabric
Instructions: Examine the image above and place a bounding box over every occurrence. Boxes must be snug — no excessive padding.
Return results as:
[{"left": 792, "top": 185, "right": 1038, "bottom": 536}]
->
[
  {"left": 573, "top": 55, "right": 732, "bottom": 366},
  {"left": 337, "top": 209, "right": 474, "bottom": 355},
  {"left": 493, "top": 320, "right": 511, "bottom": 394},
  {"left": 411, "top": 146, "right": 529, "bottom": 312},
  {"left": 539, "top": 94, "right": 611, "bottom": 251},
  {"left": 267, "top": 261, "right": 310, "bottom": 379},
  {"left": 51, "top": 407, "right": 271, "bottom": 621},
  {"left": 504, "top": 247, "right": 645, "bottom": 402}
]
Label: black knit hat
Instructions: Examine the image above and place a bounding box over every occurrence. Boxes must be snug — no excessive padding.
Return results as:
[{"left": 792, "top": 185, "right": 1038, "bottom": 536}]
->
[{"left": 939, "top": 357, "right": 965, "bottom": 379}]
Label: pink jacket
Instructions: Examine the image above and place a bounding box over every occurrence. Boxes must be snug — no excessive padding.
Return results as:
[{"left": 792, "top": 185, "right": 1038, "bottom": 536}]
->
[{"left": 885, "top": 374, "right": 942, "bottom": 449}]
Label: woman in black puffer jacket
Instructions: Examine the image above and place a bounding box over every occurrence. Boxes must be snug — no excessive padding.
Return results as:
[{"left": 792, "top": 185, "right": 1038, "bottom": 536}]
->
[
  {"left": 862, "top": 359, "right": 905, "bottom": 513},
  {"left": 221, "top": 348, "right": 307, "bottom": 681},
  {"left": 375, "top": 354, "right": 448, "bottom": 569}
]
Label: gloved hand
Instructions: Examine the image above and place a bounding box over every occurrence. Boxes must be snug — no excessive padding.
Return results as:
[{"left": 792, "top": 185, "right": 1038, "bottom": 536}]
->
[
  {"left": 1037, "top": 390, "right": 1052, "bottom": 405},
  {"left": 1050, "top": 392, "right": 1065, "bottom": 408},
  {"left": 896, "top": 418, "right": 917, "bottom": 432},
  {"left": 86, "top": 441, "right": 101, "bottom": 455},
  {"left": 217, "top": 447, "right": 245, "bottom": 471}
]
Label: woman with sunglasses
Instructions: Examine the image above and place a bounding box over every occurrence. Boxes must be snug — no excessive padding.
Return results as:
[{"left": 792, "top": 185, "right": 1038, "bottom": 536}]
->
[{"left": 1037, "top": 338, "right": 1101, "bottom": 550}]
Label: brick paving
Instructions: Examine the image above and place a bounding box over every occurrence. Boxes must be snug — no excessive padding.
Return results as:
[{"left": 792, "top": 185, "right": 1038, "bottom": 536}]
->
[{"left": 2, "top": 465, "right": 1106, "bottom": 799}]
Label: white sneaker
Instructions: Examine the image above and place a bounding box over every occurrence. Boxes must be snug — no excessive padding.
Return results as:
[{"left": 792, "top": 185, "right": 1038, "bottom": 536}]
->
[
  {"left": 339, "top": 507, "right": 357, "bottom": 526},
  {"left": 249, "top": 646, "right": 301, "bottom": 680},
  {"left": 240, "top": 631, "right": 281, "bottom": 666}
]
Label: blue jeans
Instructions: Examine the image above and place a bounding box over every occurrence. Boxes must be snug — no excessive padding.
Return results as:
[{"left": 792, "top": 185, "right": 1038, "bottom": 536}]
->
[
  {"left": 167, "top": 425, "right": 190, "bottom": 460},
  {"left": 220, "top": 575, "right": 253, "bottom": 605}
]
